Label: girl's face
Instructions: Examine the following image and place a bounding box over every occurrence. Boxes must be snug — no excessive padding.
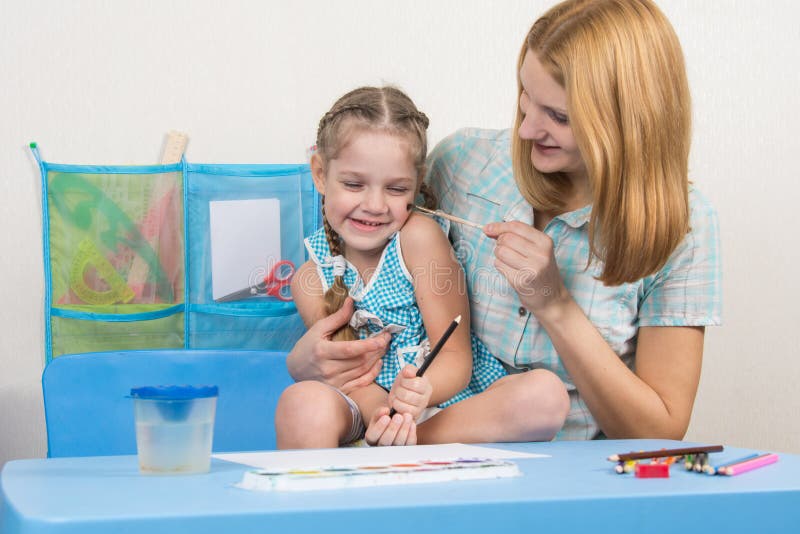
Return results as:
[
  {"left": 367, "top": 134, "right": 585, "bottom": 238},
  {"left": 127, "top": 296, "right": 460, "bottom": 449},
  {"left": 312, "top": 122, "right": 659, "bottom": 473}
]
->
[
  {"left": 312, "top": 129, "right": 418, "bottom": 260},
  {"left": 517, "top": 51, "right": 586, "bottom": 181}
]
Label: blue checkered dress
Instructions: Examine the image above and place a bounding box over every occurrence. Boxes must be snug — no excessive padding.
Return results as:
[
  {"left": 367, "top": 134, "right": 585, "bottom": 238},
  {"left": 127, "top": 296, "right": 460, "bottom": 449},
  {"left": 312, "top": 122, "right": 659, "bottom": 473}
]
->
[
  {"left": 305, "top": 226, "right": 507, "bottom": 408},
  {"left": 427, "top": 128, "right": 722, "bottom": 439}
]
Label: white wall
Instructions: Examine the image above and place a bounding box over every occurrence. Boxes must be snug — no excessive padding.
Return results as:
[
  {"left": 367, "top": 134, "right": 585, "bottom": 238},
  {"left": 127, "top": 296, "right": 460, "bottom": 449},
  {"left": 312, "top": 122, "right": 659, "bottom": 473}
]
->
[{"left": 2, "top": 0, "right": 798, "bottom": 466}]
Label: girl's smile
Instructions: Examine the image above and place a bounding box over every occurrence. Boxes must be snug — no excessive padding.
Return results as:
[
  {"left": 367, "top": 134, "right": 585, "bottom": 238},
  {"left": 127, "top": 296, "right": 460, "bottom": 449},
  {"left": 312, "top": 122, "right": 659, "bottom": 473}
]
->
[{"left": 348, "top": 217, "right": 390, "bottom": 232}]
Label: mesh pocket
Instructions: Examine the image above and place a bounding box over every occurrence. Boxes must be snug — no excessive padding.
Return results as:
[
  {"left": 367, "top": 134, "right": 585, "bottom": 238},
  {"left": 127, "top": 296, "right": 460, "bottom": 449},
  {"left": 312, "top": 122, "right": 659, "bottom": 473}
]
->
[
  {"left": 47, "top": 169, "right": 184, "bottom": 307},
  {"left": 188, "top": 310, "right": 304, "bottom": 352},
  {"left": 50, "top": 309, "right": 184, "bottom": 357}
]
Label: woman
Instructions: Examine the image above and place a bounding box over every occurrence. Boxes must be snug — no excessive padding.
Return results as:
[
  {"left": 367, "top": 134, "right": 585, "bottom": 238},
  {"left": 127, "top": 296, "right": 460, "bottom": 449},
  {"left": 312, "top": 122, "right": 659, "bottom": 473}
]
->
[{"left": 286, "top": 0, "right": 721, "bottom": 442}]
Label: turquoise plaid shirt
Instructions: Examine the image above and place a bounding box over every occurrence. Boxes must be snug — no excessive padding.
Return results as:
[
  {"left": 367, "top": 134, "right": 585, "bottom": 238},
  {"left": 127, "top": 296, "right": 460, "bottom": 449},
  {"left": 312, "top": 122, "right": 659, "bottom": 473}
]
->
[{"left": 427, "top": 128, "right": 722, "bottom": 440}]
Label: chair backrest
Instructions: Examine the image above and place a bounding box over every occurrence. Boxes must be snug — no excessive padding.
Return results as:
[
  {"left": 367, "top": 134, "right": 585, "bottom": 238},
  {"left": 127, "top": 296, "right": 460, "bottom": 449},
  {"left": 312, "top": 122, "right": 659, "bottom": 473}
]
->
[{"left": 42, "top": 349, "right": 293, "bottom": 458}]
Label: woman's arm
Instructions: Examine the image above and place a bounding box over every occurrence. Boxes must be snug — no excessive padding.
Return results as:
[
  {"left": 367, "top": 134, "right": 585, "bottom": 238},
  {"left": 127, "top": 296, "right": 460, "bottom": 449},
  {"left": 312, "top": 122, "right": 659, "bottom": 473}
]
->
[
  {"left": 485, "top": 221, "right": 703, "bottom": 439},
  {"left": 287, "top": 260, "right": 389, "bottom": 393},
  {"left": 537, "top": 297, "right": 703, "bottom": 439},
  {"left": 396, "top": 213, "right": 473, "bottom": 408}
]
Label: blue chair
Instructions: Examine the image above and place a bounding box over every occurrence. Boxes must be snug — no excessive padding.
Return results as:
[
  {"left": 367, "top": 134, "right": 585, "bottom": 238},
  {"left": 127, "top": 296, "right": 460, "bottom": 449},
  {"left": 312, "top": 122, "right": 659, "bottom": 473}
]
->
[{"left": 41, "top": 349, "right": 294, "bottom": 458}]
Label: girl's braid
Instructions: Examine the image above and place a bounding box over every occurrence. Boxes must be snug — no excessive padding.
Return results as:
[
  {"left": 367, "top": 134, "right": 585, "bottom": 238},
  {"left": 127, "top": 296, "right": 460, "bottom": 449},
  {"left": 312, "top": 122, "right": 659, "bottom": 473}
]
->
[
  {"left": 317, "top": 103, "right": 371, "bottom": 144},
  {"left": 320, "top": 197, "right": 357, "bottom": 341},
  {"left": 321, "top": 198, "right": 343, "bottom": 258},
  {"left": 401, "top": 110, "right": 430, "bottom": 129}
]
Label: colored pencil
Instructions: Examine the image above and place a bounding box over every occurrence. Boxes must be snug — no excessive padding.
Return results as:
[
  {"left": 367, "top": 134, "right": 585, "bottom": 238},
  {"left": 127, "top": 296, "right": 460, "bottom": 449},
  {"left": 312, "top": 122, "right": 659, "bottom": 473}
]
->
[
  {"left": 608, "top": 445, "right": 724, "bottom": 462},
  {"left": 411, "top": 205, "right": 484, "bottom": 230},
  {"left": 719, "top": 452, "right": 772, "bottom": 474},
  {"left": 693, "top": 453, "right": 708, "bottom": 472},
  {"left": 719, "top": 453, "right": 779, "bottom": 476},
  {"left": 706, "top": 453, "right": 760, "bottom": 476},
  {"left": 388, "top": 315, "right": 462, "bottom": 417},
  {"left": 684, "top": 454, "right": 695, "bottom": 471}
]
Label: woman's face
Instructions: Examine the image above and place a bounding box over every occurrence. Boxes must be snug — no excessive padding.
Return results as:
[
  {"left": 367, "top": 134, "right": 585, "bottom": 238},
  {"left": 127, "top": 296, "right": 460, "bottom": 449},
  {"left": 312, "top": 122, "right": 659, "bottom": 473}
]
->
[{"left": 517, "top": 51, "right": 585, "bottom": 180}]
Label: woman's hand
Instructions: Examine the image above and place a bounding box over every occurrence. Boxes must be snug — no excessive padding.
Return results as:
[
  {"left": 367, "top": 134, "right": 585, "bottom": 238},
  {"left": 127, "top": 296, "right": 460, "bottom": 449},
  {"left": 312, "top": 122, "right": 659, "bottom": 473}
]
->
[
  {"left": 484, "top": 221, "right": 570, "bottom": 319},
  {"left": 486, "top": 223, "right": 706, "bottom": 439},
  {"left": 364, "top": 407, "right": 417, "bottom": 446},
  {"left": 388, "top": 365, "right": 433, "bottom": 421},
  {"left": 286, "top": 298, "right": 390, "bottom": 395}
]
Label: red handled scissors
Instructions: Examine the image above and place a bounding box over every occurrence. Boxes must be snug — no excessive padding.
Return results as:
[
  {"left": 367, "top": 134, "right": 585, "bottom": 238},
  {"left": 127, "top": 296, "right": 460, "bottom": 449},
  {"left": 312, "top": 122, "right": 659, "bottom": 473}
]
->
[{"left": 216, "top": 260, "right": 296, "bottom": 302}]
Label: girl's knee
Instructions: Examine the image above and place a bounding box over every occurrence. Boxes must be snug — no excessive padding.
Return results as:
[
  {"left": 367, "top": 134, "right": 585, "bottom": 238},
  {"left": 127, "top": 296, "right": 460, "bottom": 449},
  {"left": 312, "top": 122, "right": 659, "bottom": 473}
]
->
[
  {"left": 512, "top": 369, "right": 570, "bottom": 440},
  {"left": 275, "top": 381, "right": 346, "bottom": 448},
  {"left": 526, "top": 369, "right": 570, "bottom": 416},
  {"left": 275, "top": 381, "right": 337, "bottom": 427}
]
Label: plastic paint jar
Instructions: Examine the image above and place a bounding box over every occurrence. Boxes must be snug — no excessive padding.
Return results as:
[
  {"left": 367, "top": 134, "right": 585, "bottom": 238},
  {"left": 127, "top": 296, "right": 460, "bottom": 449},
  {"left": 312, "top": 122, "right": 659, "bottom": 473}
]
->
[{"left": 130, "top": 385, "right": 218, "bottom": 475}]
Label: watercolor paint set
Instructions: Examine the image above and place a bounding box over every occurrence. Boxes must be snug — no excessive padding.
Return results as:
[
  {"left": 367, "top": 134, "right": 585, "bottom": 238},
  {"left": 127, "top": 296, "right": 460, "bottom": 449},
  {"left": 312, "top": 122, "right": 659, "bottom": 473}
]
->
[{"left": 237, "top": 457, "right": 521, "bottom": 492}]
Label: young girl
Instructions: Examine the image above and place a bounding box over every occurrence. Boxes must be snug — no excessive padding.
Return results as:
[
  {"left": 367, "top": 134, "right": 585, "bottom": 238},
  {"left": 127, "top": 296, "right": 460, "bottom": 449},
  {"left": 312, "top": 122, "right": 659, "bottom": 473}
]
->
[{"left": 275, "top": 86, "right": 569, "bottom": 448}]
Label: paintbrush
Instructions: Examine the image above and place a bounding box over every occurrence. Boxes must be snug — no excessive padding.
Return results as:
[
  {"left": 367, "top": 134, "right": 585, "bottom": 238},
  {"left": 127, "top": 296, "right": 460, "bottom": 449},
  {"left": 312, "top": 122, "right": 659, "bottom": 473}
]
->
[{"left": 410, "top": 205, "right": 484, "bottom": 230}]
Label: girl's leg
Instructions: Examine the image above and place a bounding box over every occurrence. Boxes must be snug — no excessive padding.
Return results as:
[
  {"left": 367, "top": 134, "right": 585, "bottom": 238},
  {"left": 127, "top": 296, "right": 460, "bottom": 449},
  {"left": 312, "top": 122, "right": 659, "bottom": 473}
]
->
[
  {"left": 348, "top": 382, "right": 390, "bottom": 423},
  {"left": 416, "top": 369, "right": 570, "bottom": 444},
  {"left": 274, "top": 381, "right": 355, "bottom": 449}
]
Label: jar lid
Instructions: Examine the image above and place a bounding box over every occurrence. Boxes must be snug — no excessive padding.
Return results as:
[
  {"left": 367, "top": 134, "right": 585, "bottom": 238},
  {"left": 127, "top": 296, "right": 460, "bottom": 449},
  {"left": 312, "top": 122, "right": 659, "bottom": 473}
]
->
[{"left": 130, "top": 385, "right": 218, "bottom": 400}]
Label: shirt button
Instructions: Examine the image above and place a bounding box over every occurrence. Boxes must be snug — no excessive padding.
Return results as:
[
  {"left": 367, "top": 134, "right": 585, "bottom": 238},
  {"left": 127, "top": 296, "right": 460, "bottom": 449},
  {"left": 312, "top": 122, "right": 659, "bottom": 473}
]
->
[{"left": 518, "top": 306, "right": 527, "bottom": 316}]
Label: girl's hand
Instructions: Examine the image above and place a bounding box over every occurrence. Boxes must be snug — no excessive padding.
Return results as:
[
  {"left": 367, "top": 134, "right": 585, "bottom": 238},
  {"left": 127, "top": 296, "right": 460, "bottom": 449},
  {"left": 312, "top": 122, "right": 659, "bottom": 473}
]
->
[
  {"left": 364, "top": 407, "right": 417, "bottom": 446},
  {"left": 484, "top": 221, "right": 570, "bottom": 319},
  {"left": 388, "top": 365, "right": 433, "bottom": 420}
]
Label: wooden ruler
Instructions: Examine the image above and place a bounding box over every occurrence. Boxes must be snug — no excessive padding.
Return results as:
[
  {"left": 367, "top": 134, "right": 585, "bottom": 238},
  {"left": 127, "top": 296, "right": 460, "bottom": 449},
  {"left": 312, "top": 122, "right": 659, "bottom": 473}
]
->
[{"left": 126, "top": 131, "right": 189, "bottom": 301}]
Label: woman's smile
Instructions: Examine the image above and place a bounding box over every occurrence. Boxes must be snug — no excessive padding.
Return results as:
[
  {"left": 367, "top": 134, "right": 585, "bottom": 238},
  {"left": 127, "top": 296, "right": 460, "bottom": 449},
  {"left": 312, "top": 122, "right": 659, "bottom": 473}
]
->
[{"left": 533, "top": 141, "right": 561, "bottom": 155}]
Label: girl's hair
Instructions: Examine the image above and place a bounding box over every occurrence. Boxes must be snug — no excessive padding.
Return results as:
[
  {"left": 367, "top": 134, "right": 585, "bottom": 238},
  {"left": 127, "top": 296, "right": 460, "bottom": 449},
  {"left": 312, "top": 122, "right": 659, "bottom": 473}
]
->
[
  {"left": 512, "top": 0, "right": 691, "bottom": 285},
  {"left": 315, "top": 86, "right": 434, "bottom": 340}
]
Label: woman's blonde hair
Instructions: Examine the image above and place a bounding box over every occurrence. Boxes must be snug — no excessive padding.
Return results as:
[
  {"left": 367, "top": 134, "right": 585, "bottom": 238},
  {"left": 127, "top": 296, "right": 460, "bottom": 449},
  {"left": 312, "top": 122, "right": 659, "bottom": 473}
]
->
[
  {"left": 315, "top": 86, "right": 435, "bottom": 340},
  {"left": 512, "top": 0, "right": 691, "bottom": 285}
]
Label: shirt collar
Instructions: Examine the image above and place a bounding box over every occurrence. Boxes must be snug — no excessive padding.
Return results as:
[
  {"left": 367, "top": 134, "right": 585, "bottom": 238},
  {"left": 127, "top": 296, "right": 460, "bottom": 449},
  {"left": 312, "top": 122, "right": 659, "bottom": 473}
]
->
[
  {"left": 503, "top": 198, "right": 533, "bottom": 225},
  {"left": 470, "top": 175, "right": 592, "bottom": 229},
  {"left": 554, "top": 204, "right": 591, "bottom": 228},
  {"left": 466, "top": 147, "right": 532, "bottom": 224},
  {"left": 462, "top": 131, "right": 591, "bottom": 228}
]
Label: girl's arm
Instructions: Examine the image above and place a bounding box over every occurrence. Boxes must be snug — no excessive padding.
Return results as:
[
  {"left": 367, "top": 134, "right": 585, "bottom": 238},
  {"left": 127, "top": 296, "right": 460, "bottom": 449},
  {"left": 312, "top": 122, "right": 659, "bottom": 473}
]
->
[
  {"left": 290, "top": 260, "right": 327, "bottom": 327},
  {"left": 397, "top": 213, "right": 473, "bottom": 408},
  {"left": 485, "top": 221, "right": 703, "bottom": 439}
]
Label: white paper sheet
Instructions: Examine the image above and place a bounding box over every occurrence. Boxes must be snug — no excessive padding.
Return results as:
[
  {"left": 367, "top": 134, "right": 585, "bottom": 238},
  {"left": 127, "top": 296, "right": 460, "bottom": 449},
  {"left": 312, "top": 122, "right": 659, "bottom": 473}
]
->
[
  {"left": 214, "top": 443, "right": 546, "bottom": 470},
  {"left": 209, "top": 198, "right": 281, "bottom": 300}
]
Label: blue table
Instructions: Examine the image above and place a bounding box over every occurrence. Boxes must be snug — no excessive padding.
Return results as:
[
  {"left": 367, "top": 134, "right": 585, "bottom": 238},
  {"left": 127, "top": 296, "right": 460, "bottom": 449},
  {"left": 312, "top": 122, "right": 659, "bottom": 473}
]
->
[{"left": 3, "top": 440, "right": 799, "bottom": 533}]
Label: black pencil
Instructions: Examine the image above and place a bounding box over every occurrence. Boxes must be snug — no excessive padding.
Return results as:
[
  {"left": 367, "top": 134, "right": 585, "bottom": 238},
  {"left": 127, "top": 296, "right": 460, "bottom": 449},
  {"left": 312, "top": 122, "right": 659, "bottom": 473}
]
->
[{"left": 388, "top": 315, "right": 461, "bottom": 418}]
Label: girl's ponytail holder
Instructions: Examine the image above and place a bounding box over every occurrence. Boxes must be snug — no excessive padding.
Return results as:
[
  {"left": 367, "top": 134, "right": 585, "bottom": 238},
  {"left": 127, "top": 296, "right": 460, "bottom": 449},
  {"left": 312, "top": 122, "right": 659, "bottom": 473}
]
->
[{"left": 330, "top": 255, "right": 347, "bottom": 277}]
